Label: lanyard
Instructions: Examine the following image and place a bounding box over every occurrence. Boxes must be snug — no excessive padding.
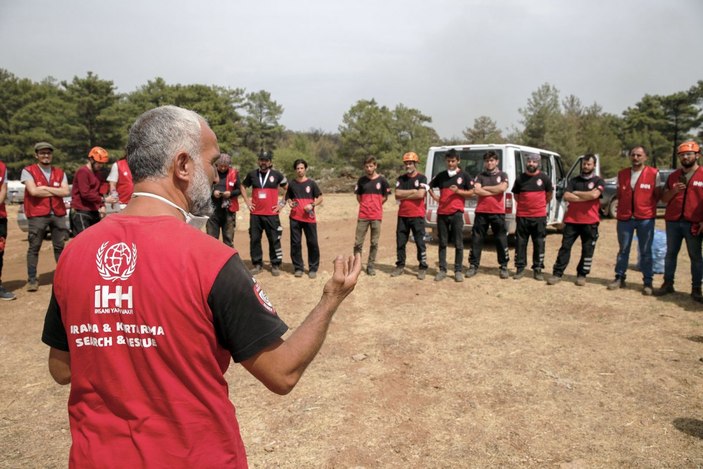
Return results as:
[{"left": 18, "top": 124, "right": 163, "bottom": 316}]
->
[
  {"left": 258, "top": 170, "right": 271, "bottom": 189},
  {"left": 132, "top": 192, "right": 187, "bottom": 221}
]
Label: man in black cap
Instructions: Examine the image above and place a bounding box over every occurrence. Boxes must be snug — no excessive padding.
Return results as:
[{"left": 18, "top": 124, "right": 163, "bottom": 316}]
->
[
  {"left": 242, "top": 151, "right": 288, "bottom": 276},
  {"left": 512, "top": 152, "right": 553, "bottom": 280},
  {"left": 21, "top": 142, "right": 70, "bottom": 291}
]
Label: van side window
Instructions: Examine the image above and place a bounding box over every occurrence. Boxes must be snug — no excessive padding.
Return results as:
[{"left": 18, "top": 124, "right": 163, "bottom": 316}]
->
[
  {"left": 514, "top": 150, "right": 523, "bottom": 174},
  {"left": 541, "top": 155, "right": 553, "bottom": 179}
]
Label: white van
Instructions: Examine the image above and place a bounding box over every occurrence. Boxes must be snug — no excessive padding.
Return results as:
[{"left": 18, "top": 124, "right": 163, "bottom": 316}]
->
[{"left": 423, "top": 144, "right": 593, "bottom": 238}]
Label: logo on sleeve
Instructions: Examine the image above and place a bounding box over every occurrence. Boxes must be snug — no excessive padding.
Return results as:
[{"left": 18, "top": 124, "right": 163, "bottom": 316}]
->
[
  {"left": 97, "top": 242, "right": 137, "bottom": 281},
  {"left": 252, "top": 278, "right": 277, "bottom": 315}
]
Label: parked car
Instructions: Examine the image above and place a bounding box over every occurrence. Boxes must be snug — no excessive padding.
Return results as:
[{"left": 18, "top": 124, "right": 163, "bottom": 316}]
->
[
  {"left": 6, "top": 180, "right": 25, "bottom": 204},
  {"left": 599, "top": 168, "right": 674, "bottom": 218}
]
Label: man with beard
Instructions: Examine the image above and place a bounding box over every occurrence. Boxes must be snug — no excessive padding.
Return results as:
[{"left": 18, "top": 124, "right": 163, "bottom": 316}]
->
[
  {"left": 243, "top": 151, "right": 288, "bottom": 276},
  {"left": 655, "top": 141, "right": 703, "bottom": 302},
  {"left": 607, "top": 146, "right": 660, "bottom": 295},
  {"left": 428, "top": 149, "right": 474, "bottom": 282},
  {"left": 511, "top": 152, "right": 553, "bottom": 281},
  {"left": 466, "top": 151, "right": 510, "bottom": 279},
  {"left": 547, "top": 154, "right": 605, "bottom": 286},
  {"left": 206, "top": 153, "right": 250, "bottom": 247},
  {"left": 41, "top": 105, "right": 362, "bottom": 468},
  {"left": 391, "top": 151, "right": 428, "bottom": 280},
  {"left": 70, "top": 147, "right": 117, "bottom": 236},
  {"left": 22, "top": 142, "right": 71, "bottom": 292}
]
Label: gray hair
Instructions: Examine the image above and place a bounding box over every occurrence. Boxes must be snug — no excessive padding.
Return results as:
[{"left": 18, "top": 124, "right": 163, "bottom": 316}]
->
[{"left": 126, "top": 105, "right": 204, "bottom": 183}]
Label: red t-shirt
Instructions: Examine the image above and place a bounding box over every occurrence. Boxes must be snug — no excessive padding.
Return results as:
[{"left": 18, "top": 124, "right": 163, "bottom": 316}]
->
[
  {"left": 243, "top": 169, "right": 287, "bottom": 216},
  {"left": 286, "top": 178, "right": 322, "bottom": 223},
  {"left": 42, "top": 216, "right": 288, "bottom": 468},
  {"left": 429, "top": 170, "right": 474, "bottom": 216},
  {"left": 355, "top": 175, "right": 390, "bottom": 220},
  {"left": 395, "top": 172, "right": 427, "bottom": 218},
  {"left": 512, "top": 171, "right": 553, "bottom": 218},
  {"left": 474, "top": 170, "right": 509, "bottom": 214},
  {"left": 563, "top": 174, "right": 605, "bottom": 224}
]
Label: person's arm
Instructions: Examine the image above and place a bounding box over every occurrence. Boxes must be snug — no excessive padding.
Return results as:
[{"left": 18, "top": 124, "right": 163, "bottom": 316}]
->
[
  {"left": 545, "top": 191, "right": 554, "bottom": 203},
  {"left": 23, "top": 178, "right": 55, "bottom": 198},
  {"left": 395, "top": 187, "right": 426, "bottom": 200},
  {"left": 48, "top": 348, "right": 71, "bottom": 385},
  {"left": 0, "top": 181, "right": 7, "bottom": 206},
  {"left": 473, "top": 181, "right": 508, "bottom": 197},
  {"left": 661, "top": 174, "right": 685, "bottom": 203},
  {"left": 241, "top": 254, "right": 361, "bottom": 394},
  {"left": 564, "top": 188, "right": 601, "bottom": 202},
  {"left": 74, "top": 169, "right": 103, "bottom": 205}
]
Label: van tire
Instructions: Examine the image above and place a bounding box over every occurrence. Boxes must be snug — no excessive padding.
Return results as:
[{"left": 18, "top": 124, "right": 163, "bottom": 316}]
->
[{"left": 608, "top": 198, "right": 618, "bottom": 219}]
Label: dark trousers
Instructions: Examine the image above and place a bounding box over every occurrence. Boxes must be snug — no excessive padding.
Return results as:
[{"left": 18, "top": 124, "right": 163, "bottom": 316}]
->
[
  {"left": 70, "top": 209, "right": 100, "bottom": 237},
  {"left": 27, "top": 215, "right": 68, "bottom": 280},
  {"left": 206, "top": 208, "right": 236, "bottom": 248},
  {"left": 0, "top": 218, "right": 6, "bottom": 282},
  {"left": 469, "top": 213, "right": 509, "bottom": 268},
  {"left": 290, "top": 218, "right": 320, "bottom": 272},
  {"left": 552, "top": 223, "right": 599, "bottom": 277},
  {"left": 249, "top": 214, "right": 283, "bottom": 267},
  {"left": 396, "top": 216, "right": 428, "bottom": 270},
  {"left": 514, "top": 216, "right": 547, "bottom": 271},
  {"left": 437, "top": 212, "right": 464, "bottom": 273}
]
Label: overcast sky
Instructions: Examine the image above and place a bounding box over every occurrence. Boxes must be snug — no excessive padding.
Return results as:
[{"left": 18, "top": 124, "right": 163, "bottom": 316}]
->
[{"left": 1, "top": 0, "right": 701, "bottom": 139}]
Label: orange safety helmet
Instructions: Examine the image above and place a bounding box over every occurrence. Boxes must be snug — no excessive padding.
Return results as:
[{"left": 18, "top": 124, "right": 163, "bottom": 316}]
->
[
  {"left": 88, "top": 146, "right": 109, "bottom": 163},
  {"left": 402, "top": 151, "right": 419, "bottom": 163},
  {"left": 677, "top": 141, "right": 700, "bottom": 154}
]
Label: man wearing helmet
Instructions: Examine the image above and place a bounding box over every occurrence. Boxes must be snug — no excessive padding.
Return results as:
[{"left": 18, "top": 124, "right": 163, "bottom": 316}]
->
[
  {"left": 71, "top": 147, "right": 117, "bottom": 237},
  {"left": 655, "top": 141, "right": 703, "bottom": 302},
  {"left": 243, "top": 150, "right": 288, "bottom": 276},
  {"left": 391, "top": 151, "right": 429, "bottom": 279},
  {"left": 21, "top": 142, "right": 71, "bottom": 292},
  {"left": 206, "top": 153, "right": 250, "bottom": 248}
]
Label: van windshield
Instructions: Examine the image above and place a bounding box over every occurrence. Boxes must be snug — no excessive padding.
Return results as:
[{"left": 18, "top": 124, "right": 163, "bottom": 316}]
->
[{"left": 431, "top": 149, "right": 504, "bottom": 179}]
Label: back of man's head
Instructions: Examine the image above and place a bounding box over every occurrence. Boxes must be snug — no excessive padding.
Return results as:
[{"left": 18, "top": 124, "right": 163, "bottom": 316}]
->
[{"left": 126, "top": 105, "right": 204, "bottom": 183}]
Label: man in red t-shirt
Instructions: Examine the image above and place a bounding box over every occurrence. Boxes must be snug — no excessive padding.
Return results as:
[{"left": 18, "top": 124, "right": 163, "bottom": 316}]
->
[
  {"left": 607, "top": 146, "right": 660, "bottom": 295},
  {"left": 42, "top": 105, "right": 361, "bottom": 468},
  {"left": 353, "top": 156, "right": 390, "bottom": 276}
]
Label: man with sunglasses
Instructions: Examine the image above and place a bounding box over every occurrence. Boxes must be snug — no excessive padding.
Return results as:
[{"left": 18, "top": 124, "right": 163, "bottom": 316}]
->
[
  {"left": 607, "top": 146, "right": 660, "bottom": 295},
  {"left": 655, "top": 141, "right": 703, "bottom": 302}
]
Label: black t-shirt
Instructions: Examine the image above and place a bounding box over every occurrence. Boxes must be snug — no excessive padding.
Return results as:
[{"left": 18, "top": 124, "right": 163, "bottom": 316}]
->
[{"left": 42, "top": 253, "right": 288, "bottom": 363}]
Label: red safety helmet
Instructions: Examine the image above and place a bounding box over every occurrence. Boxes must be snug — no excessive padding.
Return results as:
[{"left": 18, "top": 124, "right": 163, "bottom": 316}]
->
[
  {"left": 89, "top": 146, "right": 109, "bottom": 163},
  {"left": 402, "top": 151, "right": 419, "bottom": 163},
  {"left": 677, "top": 141, "right": 700, "bottom": 154}
]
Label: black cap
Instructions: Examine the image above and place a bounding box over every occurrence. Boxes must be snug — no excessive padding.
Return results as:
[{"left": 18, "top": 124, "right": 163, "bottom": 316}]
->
[{"left": 258, "top": 150, "right": 272, "bottom": 160}]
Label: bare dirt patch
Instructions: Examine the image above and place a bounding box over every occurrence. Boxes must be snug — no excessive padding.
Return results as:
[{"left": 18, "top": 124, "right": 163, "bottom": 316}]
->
[{"left": 1, "top": 195, "right": 702, "bottom": 468}]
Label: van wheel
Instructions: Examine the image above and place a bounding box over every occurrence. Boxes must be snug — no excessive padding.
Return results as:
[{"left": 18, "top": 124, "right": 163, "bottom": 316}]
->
[{"left": 608, "top": 198, "right": 618, "bottom": 219}]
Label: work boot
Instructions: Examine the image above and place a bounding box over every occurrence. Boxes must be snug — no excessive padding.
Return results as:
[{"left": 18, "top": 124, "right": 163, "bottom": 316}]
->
[
  {"left": 26, "top": 279, "right": 39, "bottom": 292},
  {"left": 249, "top": 265, "right": 262, "bottom": 275},
  {"left": 692, "top": 287, "right": 703, "bottom": 303},
  {"left": 575, "top": 276, "right": 587, "bottom": 287},
  {"left": 366, "top": 265, "right": 376, "bottom": 276},
  {"left": 434, "top": 271, "right": 447, "bottom": 282},
  {"left": 465, "top": 266, "right": 478, "bottom": 278},
  {"left": 417, "top": 269, "right": 426, "bottom": 280},
  {"left": 513, "top": 269, "right": 525, "bottom": 280},
  {"left": 533, "top": 270, "right": 545, "bottom": 281},
  {"left": 454, "top": 271, "right": 464, "bottom": 283},
  {"left": 546, "top": 275, "right": 561, "bottom": 285},
  {"left": 499, "top": 268, "right": 510, "bottom": 280},
  {"left": 308, "top": 271, "right": 317, "bottom": 279},
  {"left": 654, "top": 281, "right": 675, "bottom": 297},
  {"left": 642, "top": 284, "right": 653, "bottom": 296},
  {"left": 294, "top": 270, "right": 304, "bottom": 278},
  {"left": 0, "top": 285, "right": 16, "bottom": 301},
  {"left": 271, "top": 265, "right": 281, "bottom": 277},
  {"left": 390, "top": 267, "right": 404, "bottom": 277},
  {"left": 607, "top": 277, "right": 625, "bottom": 290}
]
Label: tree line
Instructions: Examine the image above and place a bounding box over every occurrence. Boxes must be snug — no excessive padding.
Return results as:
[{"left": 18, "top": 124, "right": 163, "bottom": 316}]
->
[{"left": 1, "top": 68, "right": 701, "bottom": 184}]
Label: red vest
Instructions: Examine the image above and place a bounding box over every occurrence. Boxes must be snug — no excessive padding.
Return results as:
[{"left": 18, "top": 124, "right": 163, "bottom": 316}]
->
[
  {"left": 616, "top": 166, "right": 659, "bottom": 220},
  {"left": 54, "top": 216, "right": 248, "bottom": 468},
  {"left": 115, "top": 159, "right": 134, "bottom": 204},
  {"left": 225, "top": 168, "right": 240, "bottom": 213},
  {"left": 664, "top": 167, "right": 703, "bottom": 223},
  {"left": 0, "top": 161, "right": 7, "bottom": 218},
  {"left": 23, "top": 164, "right": 67, "bottom": 217}
]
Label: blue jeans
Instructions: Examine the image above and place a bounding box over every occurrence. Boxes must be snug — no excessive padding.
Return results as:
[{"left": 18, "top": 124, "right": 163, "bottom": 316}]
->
[
  {"left": 664, "top": 220, "right": 703, "bottom": 288},
  {"left": 614, "top": 218, "right": 655, "bottom": 285}
]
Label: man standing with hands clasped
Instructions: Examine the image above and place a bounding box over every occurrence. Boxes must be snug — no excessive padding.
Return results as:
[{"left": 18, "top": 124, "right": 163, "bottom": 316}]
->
[{"left": 607, "top": 146, "right": 660, "bottom": 295}]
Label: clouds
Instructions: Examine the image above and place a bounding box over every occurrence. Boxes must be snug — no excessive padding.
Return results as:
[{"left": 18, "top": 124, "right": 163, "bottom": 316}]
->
[{"left": 1, "top": 0, "right": 701, "bottom": 138}]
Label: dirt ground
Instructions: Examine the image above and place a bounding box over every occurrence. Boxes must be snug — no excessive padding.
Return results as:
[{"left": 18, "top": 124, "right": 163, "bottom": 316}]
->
[{"left": 1, "top": 195, "right": 702, "bottom": 468}]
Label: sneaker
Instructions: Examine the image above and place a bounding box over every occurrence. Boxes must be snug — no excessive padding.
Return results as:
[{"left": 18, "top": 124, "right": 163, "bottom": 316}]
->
[
  {"left": 692, "top": 287, "right": 703, "bottom": 303},
  {"left": 546, "top": 275, "right": 561, "bottom": 285},
  {"left": 575, "top": 276, "right": 587, "bottom": 287},
  {"left": 434, "top": 271, "right": 447, "bottom": 282},
  {"left": 499, "top": 268, "right": 510, "bottom": 280},
  {"left": 271, "top": 265, "right": 281, "bottom": 277},
  {"left": 417, "top": 270, "right": 426, "bottom": 280},
  {"left": 26, "top": 279, "right": 39, "bottom": 292},
  {"left": 390, "top": 267, "right": 404, "bottom": 277},
  {"left": 642, "top": 285, "right": 653, "bottom": 296},
  {"left": 308, "top": 271, "right": 317, "bottom": 279},
  {"left": 513, "top": 269, "right": 525, "bottom": 280},
  {"left": 294, "top": 270, "right": 304, "bottom": 278},
  {"left": 607, "top": 278, "right": 624, "bottom": 290},
  {"left": 250, "top": 265, "right": 263, "bottom": 275},
  {"left": 654, "top": 282, "right": 675, "bottom": 297},
  {"left": 366, "top": 266, "right": 376, "bottom": 276},
  {"left": 0, "top": 286, "right": 16, "bottom": 301},
  {"left": 533, "top": 270, "right": 545, "bottom": 281},
  {"left": 465, "top": 266, "right": 478, "bottom": 278},
  {"left": 454, "top": 271, "right": 464, "bottom": 282}
]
